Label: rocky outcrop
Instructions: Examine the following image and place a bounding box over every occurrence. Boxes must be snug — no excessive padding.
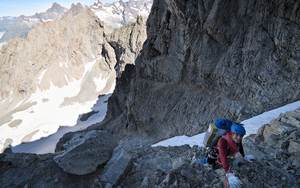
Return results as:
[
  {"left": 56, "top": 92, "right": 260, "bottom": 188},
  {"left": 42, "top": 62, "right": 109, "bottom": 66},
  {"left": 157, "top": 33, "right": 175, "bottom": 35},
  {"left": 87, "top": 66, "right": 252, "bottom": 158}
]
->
[
  {"left": 0, "top": 3, "right": 67, "bottom": 43},
  {"left": 248, "top": 108, "right": 300, "bottom": 168},
  {"left": 106, "top": 15, "right": 147, "bottom": 77},
  {"left": 54, "top": 3, "right": 88, "bottom": 21},
  {"left": 101, "top": 0, "right": 300, "bottom": 143}
]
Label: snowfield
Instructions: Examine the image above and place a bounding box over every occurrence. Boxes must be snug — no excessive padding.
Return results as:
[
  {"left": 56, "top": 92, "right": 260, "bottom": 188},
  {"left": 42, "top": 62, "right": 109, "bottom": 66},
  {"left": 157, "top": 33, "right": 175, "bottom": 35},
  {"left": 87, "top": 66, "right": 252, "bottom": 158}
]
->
[{"left": 0, "top": 58, "right": 115, "bottom": 154}]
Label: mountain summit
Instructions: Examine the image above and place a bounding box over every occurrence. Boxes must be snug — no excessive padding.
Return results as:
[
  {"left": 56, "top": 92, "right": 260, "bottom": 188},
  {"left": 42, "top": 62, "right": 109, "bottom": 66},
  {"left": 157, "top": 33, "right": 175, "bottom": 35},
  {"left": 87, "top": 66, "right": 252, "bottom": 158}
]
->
[{"left": 0, "top": 3, "right": 67, "bottom": 43}]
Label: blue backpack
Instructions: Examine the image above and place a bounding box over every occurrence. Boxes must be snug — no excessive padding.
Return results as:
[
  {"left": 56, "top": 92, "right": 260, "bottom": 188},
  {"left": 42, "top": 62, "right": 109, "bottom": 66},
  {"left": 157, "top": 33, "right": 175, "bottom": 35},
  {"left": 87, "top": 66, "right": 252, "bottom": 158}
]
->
[{"left": 203, "top": 118, "right": 233, "bottom": 148}]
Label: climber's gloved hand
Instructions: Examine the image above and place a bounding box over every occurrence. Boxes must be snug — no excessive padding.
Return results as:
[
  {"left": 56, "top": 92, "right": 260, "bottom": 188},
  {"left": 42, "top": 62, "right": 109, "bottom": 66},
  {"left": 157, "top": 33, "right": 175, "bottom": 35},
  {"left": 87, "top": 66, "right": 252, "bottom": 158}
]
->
[
  {"left": 227, "top": 173, "right": 243, "bottom": 188},
  {"left": 243, "top": 155, "right": 255, "bottom": 163}
]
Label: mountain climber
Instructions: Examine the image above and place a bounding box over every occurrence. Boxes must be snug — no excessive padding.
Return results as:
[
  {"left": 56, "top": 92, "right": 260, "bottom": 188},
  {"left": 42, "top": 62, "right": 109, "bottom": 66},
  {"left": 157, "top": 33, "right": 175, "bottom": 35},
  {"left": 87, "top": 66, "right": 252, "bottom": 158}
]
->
[{"left": 199, "top": 123, "right": 255, "bottom": 187}]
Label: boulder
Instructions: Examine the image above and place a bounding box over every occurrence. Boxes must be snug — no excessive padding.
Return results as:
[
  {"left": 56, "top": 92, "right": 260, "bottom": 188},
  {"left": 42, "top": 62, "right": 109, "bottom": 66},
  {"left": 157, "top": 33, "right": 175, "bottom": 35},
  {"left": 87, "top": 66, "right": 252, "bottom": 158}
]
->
[
  {"left": 99, "top": 146, "right": 133, "bottom": 186},
  {"left": 53, "top": 130, "right": 118, "bottom": 175},
  {"left": 288, "top": 140, "right": 300, "bottom": 157}
]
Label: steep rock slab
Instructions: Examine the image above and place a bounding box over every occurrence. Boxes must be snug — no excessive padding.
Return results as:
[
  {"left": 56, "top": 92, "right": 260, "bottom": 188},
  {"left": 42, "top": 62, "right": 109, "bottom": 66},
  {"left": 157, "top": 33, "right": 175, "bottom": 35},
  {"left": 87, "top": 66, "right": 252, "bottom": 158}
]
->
[
  {"left": 53, "top": 130, "right": 118, "bottom": 175},
  {"left": 252, "top": 107, "right": 300, "bottom": 165},
  {"left": 99, "top": 146, "right": 133, "bottom": 186},
  {"left": 114, "top": 0, "right": 300, "bottom": 141}
]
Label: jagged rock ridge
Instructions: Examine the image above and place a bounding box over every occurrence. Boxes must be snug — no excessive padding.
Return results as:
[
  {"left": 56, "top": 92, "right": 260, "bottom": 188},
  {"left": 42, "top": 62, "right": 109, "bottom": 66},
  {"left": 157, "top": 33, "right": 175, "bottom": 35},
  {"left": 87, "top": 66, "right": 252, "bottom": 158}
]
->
[{"left": 54, "top": 3, "right": 89, "bottom": 21}]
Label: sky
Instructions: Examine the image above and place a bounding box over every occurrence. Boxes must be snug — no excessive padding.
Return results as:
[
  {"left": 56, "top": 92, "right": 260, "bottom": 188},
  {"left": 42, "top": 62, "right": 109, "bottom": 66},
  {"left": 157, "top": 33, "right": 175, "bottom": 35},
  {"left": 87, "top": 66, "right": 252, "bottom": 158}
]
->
[{"left": 0, "top": 0, "right": 127, "bottom": 17}]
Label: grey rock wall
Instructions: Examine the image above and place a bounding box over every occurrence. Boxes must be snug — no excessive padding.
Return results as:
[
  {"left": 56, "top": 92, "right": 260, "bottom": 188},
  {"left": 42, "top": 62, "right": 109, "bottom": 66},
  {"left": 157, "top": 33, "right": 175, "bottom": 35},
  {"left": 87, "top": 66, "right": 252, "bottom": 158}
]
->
[{"left": 117, "top": 0, "right": 300, "bottom": 142}]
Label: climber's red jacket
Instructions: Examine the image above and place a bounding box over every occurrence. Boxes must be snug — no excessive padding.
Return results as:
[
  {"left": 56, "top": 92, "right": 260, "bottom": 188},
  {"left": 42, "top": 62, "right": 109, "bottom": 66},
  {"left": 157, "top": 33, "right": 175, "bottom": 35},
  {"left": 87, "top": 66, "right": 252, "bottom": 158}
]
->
[{"left": 217, "top": 132, "right": 245, "bottom": 172}]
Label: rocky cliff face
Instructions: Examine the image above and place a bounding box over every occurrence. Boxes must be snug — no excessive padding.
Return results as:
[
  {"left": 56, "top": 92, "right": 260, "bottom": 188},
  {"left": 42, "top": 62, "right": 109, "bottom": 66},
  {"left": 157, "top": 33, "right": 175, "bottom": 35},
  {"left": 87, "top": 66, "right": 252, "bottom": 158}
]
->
[
  {"left": 0, "top": 3, "right": 67, "bottom": 43},
  {"left": 110, "top": 0, "right": 300, "bottom": 142}
]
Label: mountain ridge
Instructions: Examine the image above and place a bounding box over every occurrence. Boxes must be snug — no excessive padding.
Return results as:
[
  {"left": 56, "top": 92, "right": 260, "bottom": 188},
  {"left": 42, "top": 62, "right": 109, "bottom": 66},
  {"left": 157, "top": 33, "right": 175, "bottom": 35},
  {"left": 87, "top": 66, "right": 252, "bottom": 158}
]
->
[
  {"left": 0, "top": 0, "right": 152, "bottom": 44},
  {"left": 0, "top": 3, "right": 67, "bottom": 43}
]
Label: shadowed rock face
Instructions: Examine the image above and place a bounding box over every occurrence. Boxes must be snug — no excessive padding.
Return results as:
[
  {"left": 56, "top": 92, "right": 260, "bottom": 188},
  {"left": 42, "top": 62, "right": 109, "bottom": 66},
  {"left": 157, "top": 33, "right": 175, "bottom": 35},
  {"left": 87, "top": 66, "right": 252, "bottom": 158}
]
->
[
  {"left": 53, "top": 130, "right": 118, "bottom": 175},
  {"left": 110, "top": 0, "right": 300, "bottom": 142}
]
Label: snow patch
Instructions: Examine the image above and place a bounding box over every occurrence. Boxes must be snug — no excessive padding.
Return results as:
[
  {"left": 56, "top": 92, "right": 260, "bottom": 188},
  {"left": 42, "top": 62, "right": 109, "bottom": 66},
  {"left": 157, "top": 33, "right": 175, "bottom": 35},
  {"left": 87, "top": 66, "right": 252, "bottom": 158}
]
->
[
  {"left": 93, "top": 75, "right": 106, "bottom": 92},
  {"left": 59, "top": 61, "right": 69, "bottom": 68},
  {"left": 38, "top": 69, "right": 47, "bottom": 84},
  {"left": 0, "top": 31, "right": 5, "bottom": 38},
  {"left": 152, "top": 100, "right": 300, "bottom": 148}
]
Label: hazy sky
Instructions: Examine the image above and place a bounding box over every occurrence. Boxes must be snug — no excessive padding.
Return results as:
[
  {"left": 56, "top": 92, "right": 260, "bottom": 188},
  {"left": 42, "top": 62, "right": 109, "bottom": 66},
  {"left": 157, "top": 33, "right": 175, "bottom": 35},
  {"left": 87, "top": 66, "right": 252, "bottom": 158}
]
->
[{"left": 0, "top": 0, "right": 126, "bottom": 17}]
